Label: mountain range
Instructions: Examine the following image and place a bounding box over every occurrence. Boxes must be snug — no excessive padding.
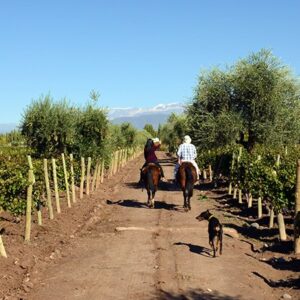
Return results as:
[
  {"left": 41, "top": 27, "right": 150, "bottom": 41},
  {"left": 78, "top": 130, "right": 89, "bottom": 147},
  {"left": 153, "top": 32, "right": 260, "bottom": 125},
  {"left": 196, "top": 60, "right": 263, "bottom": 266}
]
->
[
  {"left": 109, "top": 103, "right": 184, "bottom": 129},
  {"left": 0, "top": 103, "right": 185, "bottom": 133}
]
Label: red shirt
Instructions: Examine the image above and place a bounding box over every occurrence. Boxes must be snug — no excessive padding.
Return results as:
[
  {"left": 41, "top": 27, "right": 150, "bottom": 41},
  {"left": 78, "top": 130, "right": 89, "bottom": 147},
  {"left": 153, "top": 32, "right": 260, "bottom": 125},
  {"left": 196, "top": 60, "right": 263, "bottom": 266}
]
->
[{"left": 145, "top": 144, "right": 160, "bottom": 163}]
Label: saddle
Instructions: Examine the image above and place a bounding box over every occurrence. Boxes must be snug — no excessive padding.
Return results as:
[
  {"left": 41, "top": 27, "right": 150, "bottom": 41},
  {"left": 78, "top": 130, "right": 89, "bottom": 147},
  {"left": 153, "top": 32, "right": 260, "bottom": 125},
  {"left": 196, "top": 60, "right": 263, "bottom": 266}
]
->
[{"left": 141, "top": 162, "right": 157, "bottom": 171}]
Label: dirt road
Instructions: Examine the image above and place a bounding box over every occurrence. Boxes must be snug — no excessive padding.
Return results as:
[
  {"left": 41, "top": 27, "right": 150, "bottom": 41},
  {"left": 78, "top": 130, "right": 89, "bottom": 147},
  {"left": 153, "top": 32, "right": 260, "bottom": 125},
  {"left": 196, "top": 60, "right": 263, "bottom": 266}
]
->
[{"left": 20, "top": 152, "right": 298, "bottom": 299}]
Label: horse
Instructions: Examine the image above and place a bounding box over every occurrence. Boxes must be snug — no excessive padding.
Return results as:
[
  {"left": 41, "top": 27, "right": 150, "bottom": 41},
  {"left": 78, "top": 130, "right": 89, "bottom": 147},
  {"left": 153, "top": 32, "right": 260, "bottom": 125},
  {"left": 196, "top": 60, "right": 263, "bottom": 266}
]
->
[
  {"left": 176, "top": 162, "right": 197, "bottom": 211},
  {"left": 141, "top": 163, "right": 161, "bottom": 208}
]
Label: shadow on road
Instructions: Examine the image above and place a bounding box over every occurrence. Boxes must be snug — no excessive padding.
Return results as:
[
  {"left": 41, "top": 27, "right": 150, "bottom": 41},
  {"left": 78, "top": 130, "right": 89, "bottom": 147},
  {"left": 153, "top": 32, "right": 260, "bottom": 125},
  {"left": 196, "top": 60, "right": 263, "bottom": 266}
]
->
[
  {"left": 106, "top": 199, "right": 179, "bottom": 211},
  {"left": 173, "top": 242, "right": 212, "bottom": 257},
  {"left": 156, "top": 288, "right": 242, "bottom": 299},
  {"left": 253, "top": 271, "right": 300, "bottom": 289}
]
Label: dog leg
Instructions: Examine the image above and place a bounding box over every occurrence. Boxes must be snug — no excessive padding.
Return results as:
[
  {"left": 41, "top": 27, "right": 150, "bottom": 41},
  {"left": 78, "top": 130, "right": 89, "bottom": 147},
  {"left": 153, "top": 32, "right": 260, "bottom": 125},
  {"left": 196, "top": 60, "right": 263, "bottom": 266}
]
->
[
  {"left": 211, "top": 238, "right": 217, "bottom": 257},
  {"left": 219, "top": 230, "right": 223, "bottom": 255}
]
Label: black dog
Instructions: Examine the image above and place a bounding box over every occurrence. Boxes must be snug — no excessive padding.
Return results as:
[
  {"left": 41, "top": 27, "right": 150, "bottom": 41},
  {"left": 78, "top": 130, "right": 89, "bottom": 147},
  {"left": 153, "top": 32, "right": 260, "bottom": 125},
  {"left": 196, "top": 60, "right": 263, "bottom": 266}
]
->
[{"left": 196, "top": 210, "right": 223, "bottom": 257}]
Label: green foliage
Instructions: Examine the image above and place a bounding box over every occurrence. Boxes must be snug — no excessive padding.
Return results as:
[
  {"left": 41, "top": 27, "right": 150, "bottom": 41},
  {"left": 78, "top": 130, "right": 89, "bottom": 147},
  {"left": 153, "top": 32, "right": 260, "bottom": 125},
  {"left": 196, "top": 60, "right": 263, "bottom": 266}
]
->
[
  {"left": 230, "top": 146, "right": 299, "bottom": 211},
  {"left": 74, "top": 104, "right": 108, "bottom": 158},
  {"left": 160, "top": 113, "right": 188, "bottom": 153},
  {"left": 187, "top": 49, "right": 300, "bottom": 152},
  {"left": 0, "top": 152, "right": 44, "bottom": 215},
  {"left": 143, "top": 124, "right": 157, "bottom": 137},
  {"left": 0, "top": 130, "right": 25, "bottom": 146},
  {"left": 21, "top": 95, "right": 77, "bottom": 157}
]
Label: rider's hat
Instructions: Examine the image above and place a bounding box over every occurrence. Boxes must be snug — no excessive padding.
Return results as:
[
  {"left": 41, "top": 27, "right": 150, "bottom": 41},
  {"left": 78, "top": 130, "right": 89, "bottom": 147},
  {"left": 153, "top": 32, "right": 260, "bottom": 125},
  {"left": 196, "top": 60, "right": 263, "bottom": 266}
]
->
[
  {"left": 152, "top": 137, "right": 160, "bottom": 144},
  {"left": 183, "top": 135, "right": 191, "bottom": 144}
]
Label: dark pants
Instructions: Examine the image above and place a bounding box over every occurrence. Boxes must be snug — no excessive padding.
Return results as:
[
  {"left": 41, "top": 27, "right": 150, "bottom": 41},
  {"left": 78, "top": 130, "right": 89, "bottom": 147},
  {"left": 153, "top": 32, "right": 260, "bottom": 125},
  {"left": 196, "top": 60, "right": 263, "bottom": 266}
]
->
[{"left": 141, "top": 162, "right": 165, "bottom": 178}]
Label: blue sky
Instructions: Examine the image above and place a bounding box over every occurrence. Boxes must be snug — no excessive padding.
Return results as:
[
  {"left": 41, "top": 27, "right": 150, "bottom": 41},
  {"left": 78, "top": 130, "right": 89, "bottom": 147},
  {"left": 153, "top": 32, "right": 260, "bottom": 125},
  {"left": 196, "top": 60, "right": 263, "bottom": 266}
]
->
[{"left": 0, "top": 0, "right": 299, "bottom": 123}]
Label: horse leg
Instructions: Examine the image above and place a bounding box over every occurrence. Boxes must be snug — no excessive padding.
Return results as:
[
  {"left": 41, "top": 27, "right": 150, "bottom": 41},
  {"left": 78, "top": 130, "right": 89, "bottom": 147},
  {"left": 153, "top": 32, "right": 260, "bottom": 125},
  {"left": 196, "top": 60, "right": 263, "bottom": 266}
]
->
[
  {"left": 188, "top": 196, "right": 191, "bottom": 210},
  {"left": 147, "top": 190, "right": 151, "bottom": 207},
  {"left": 183, "top": 194, "right": 188, "bottom": 212},
  {"left": 151, "top": 190, "right": 155, "bottom": 208}
]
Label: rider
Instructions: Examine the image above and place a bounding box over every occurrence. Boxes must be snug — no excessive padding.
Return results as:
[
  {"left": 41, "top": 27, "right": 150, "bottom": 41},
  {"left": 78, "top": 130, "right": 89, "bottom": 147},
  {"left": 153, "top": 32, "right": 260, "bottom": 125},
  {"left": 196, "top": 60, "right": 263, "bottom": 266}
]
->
[
  {"left": 140, "top": 137, "right": 166, "bottom": 183},
  {"left": 174, "top": 135, "right": 200, "bottom": 180}
]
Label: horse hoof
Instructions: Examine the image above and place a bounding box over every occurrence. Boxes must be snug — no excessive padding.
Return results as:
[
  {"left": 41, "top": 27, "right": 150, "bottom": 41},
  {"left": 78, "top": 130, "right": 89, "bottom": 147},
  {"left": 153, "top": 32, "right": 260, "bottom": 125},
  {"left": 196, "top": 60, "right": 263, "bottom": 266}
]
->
[{"left": 184, "top": 207, "right": 189, "bottom": 212}]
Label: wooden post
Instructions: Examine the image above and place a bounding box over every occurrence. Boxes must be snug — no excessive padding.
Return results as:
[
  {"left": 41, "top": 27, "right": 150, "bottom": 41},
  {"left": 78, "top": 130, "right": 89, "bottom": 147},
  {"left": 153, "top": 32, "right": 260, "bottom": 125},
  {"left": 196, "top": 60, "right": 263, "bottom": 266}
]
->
[
  {"left": 275, "top": 154, "right": 281, "bottom": 167},
  {"left": 95, "top": 160, "right": 102, "bottom": 190},
  {"left": 277, "top": 211, "right": 287, "bottom": 241},
  {"left": 100, "top": 159, "right": 105, "bottom": 183},
  {"left": 269, "top": 207, "right": 274, "bottom": 228},
  {"left": 247, "top": 193, "right": 253, "bottom": 208},
  {"left": 228, "top": 182, "right": 232, "bottom": 195},
  {"left": 80, "top": 157, "right": 85, "bottom": 199},
  {"left": 91, "top": 161, "right": 99, "bottom": 192},
  {"left": 25, "top": 155, "right": 35, "bottom": 242},
  {"left": 109, "top": 153, "right": 114, "bottom": 178},
  {"left": 238, "top": 189, "right": 242, "bottom": 204},
  {"left": 233, "top": 186, "right": 237, "bottom": 199},
  {"left": 52, "top": 159, "right": 61, "bottom": 213},
  {"left": 37, "top": 203, "right": 42, "bottom": 226},
  {"left": 208, "top": 164, "right": 213, "bottom": 182},
  {"left": 86, "top": 157, "right": 91, "bottom": 196},
  {"left": 295, "top": 160, "right": 300, "bottom": 254},
  {"left": 43, "top": 159, "right": 54, "bottom": 219},
  {"left": 62, "top": 153, "right": 71, "bottom": 208},
  {"left": 258, "top": 197, "right": 262, "bottom": 219},
  {"left": 114, "top": 151, "right": 119, "bottom": 174},
  {"left": 0, "top": 234, "right": 7, "bottom": 258},
  {"left": 70, "top": 154, "right": 76, "bottom": 203}
]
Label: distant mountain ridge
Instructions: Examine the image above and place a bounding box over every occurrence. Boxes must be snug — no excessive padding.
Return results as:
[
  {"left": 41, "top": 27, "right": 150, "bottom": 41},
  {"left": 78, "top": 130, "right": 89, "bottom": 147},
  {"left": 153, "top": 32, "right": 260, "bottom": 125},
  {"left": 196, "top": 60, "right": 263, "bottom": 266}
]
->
[
  {"left": 111, "top": 113, "right": 171, "bottom": 129},
  {"left": 109, "top": 102, "right": 184, "bottom": 129},
  {"left": 0, "top": 103, "right": 184, "bottom": 133}
]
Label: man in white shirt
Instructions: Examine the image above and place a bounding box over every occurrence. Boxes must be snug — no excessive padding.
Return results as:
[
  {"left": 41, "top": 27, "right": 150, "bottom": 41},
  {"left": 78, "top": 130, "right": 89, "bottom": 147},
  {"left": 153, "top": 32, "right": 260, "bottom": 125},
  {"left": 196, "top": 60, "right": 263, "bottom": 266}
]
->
[{"left": 174, "top": 135, "right": 200, "bottom": 179}]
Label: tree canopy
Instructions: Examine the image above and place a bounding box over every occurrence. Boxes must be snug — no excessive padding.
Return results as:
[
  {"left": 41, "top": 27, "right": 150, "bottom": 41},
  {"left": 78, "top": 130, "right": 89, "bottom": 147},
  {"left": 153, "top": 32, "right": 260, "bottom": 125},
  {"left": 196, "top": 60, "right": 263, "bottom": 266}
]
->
[{"left": 187, "top": 49, "right": 300, "bottom": 151}]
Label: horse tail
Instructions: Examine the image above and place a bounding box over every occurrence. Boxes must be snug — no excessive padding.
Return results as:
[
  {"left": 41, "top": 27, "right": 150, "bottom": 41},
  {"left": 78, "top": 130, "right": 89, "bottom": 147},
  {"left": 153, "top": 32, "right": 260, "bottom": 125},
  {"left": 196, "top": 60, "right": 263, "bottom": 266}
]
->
[
  {"left": 147, "top": 168, "right": 155, "bottom": 194},
  {"left": 185, "top": 166, "right": 194, "bottom": 198}
]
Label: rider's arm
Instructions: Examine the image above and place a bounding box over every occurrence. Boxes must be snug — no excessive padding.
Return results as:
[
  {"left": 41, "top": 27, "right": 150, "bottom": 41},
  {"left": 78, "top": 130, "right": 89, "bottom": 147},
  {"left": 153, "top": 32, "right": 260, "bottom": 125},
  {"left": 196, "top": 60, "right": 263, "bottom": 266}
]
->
[
  {"left": 193, "top": 145, "right": 197, "bottom": 159},
  {"left": 177, "top": 145, "right": 182, "bottom": 164}
]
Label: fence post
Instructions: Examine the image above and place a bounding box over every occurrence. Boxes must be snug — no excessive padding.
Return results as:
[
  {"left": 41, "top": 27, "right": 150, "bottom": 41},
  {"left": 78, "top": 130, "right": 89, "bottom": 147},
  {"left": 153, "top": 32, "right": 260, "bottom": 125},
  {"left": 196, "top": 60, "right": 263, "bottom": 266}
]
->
[
  {"left": 295, "top": 160, "right": 300, "bottom": 254},
  {"left": 25, "top": 155, "right": 35, "bottom": 242},
  {"left": 80, "top": 157, "right": 85, "bottom": 199},
  {"left": 62, "top": 153, "right": 71, "bottom": 208},
  {"left": 258, "top": 197, "right": 262, "bottom": 219},
  {"left": 0, "top": 233, "right": 7, "bottom": 258},
  {"left": 238, "top": 189, "right": 242, "bottom": 204},
  {"left": 91, "top": 161, "right": 99, "bottom": 192},
  {"left": 52, "top": 158, "right": 61, "bottom": 213},
  {"left": 70, "top": 154, "right": 76, "bottom": 203},
  {"left": 86, "top": 157, "right": 91, "bottom": 196},
  {"left": 43, "top": 159, "right": 54, "bottom": 219},
  {"left": 37, "top": 202, "right": 42, "bottom": 226},
  {"left": 100, "top": 159, "right": 105, "bottom": 183}
]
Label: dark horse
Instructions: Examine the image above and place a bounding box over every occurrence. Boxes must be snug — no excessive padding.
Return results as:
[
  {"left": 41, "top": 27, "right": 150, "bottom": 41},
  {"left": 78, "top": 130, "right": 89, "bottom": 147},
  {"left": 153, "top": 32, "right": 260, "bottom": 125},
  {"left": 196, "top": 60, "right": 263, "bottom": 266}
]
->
[
  {"left": 141, "top": 163, "right": 161, "bottom": 208},
  {"left": 176, "top": 162, "right": 197, "bottom": 211}
]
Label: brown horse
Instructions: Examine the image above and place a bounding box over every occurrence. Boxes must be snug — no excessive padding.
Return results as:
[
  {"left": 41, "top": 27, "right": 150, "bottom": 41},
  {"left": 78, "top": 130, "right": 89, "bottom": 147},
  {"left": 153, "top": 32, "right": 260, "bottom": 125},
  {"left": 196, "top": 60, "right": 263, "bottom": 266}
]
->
[
  {"left": 141, "top": 163, "right": 161, "bottom": 208},
  {"left": 176, "top": 162, "right": 197, "bottom": 211}
]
